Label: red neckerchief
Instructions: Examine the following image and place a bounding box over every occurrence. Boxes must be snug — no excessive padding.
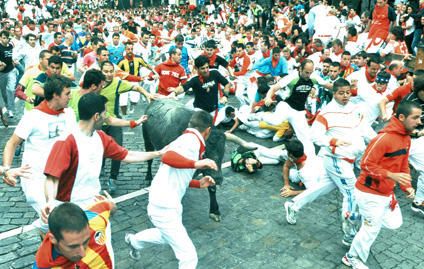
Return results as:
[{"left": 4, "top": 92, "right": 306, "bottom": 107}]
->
[
  {"left": 204, "top": 51, "right": 217, "bottom": 67},
  {"left": 295, "top": 154, "right": 307, "bottom": 165},
  {"left": 35, "top": 100, "right": 64, "bottom": 115},
  {"left": 183, "top": 129, "right": 206, "bottom": 159},
  {"left": 168, "top": 29, "right": 173, "bottom": 37},
  {"left": 271, "top": 57, "right": 279, "bottom": 68},
  {"left": 334, "top": 48, "right": 344, "bottom": 56},
  {"left": 365, "top": 67, "right": 376, "bottom": 83},
  {"left": 262, "top": 50, "right": 270, "bottom": 58}
]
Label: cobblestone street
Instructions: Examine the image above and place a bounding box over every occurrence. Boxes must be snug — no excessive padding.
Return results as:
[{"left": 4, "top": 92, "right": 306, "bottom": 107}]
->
[{"left": 0, "top": 98, "right": 423, "bottom": 269}]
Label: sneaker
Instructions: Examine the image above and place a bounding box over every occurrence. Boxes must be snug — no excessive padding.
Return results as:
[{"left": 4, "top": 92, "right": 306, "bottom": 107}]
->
[
  {"left": 8, "top": 110, "right": 14, "bottom": 118},
  {"left": 284, "top": 201, "right": 297, "bottom": 225},
  {"left": 124, "top": 233, "right": 141, "bottom": 260},
  {"left": 342, "top": 234, "right": 354, "bottom": 247},
  {"left": 0, "top": 112, "right": 8, "bottom": 127},
  {"left": 342, "top": 217, "right": 357, "bottom": 239},
  {"left": 411, "top": 202, "right": 424, "bottom": 215},
  {"left": 107, "top": 178, "right": 117, "bottom": 195},
  {"left": 342, "top": 253, "right": 368, "bottom": 269},
  {"left": 238, "top": 124, "right": 248, "bottom": 131},
  {"left": 272, "top": 133, "right": 285, "bottom": 142}
]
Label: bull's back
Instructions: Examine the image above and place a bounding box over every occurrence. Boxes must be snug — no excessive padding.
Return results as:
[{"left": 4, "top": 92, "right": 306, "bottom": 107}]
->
[{"left": 143, "top": 99, "right": 194, "bottom": 149}]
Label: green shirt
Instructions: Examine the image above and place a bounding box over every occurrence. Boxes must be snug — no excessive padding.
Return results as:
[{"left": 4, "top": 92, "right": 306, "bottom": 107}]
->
[
  {"left": 100, "top": 78, "right": 133, "bottom": 118},
  {"left": 68, "top": 88, "right": 83, "bottom": 121}
]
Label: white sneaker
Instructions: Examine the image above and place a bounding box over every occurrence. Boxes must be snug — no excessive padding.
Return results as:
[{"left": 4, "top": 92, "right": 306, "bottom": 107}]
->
[
  {"left": 238, "top": 124, "right": 248, "bottom": 131},
  {"left": 342, "top": 253, "right": 369, "bottom": 269},
  {"left": 272, "top": 133, "right": 285, "bottom": 142},
  {"left": 125, "top": 233, "right": 141, "bottom": 260},
  {"left": 8, "top": 110, "right": 14, "bottom": 118},
  {"left": 284, "top": 201, "right": 297, "bottom": 225}
]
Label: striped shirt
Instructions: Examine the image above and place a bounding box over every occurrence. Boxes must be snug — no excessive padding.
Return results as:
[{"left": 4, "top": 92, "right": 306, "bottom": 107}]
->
[{"left": 33, "top": 201, "right": 114, "bottom": 269}]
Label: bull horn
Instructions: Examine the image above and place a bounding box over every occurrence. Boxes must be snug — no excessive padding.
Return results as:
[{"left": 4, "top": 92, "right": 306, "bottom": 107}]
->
[{"left": 225, "top": 133, "right": 258, "bottom": 150}]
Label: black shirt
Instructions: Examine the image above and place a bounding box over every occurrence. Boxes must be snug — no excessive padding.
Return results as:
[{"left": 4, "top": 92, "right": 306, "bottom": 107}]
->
[
  {"left": 123, "top": 22, "right": 140, "bottom": 34},
  {"left": 0, "top": 42, "right": 14, "bottom": 73},
  {"left": 183, "top": 70, "right": 229, "bottom": 113},
  {"left": 285, "top": 76, "right": 315, "bottom": 111},
  {"left": 209, "top": 55, "right": 229, "bottom": 69}
]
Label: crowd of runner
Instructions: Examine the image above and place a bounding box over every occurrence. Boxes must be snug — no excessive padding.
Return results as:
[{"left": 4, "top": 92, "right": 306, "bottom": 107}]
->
[{"left": 0, "top": 0, "right": 424, "bottom": 268}]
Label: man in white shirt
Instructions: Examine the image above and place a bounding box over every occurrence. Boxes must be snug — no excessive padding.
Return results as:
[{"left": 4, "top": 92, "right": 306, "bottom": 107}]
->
[
  {"left": 125, "top": 111, "right": 218, "bottom": 269},
  {"left": 3, "top": 75, "right": 77, "bottom": 231}
]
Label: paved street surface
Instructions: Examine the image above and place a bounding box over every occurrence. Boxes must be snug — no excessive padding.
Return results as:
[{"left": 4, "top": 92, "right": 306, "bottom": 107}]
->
[{"left": 0, "top": 97, "right": 423, "bottom": 269}]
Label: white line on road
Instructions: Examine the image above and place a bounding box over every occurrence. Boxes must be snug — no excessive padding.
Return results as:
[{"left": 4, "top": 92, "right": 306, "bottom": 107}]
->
[{"left": 0, "top": 125, "right": 17, "bottom": 129}]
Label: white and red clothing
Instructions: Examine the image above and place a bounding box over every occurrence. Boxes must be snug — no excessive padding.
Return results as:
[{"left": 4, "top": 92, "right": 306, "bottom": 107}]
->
[
  {"left": 288, "top": 156, "right": 336, "bottom": 213},
  {"left": 348, "top": 117, "right": 412, "bottom": 263},
  {"left": 44, "top": 129, "right": 128, "bottom": 206},
  {"left": 314, "top": 14, "right": 342, "bottom": 46},
  {"left": 366, "top": 4, "right": 396, "bottom": 52},
  {"left": 311, "top": 99, "right": 375, "bottom": 227},
  {"left": 154, "top": 59, "right": 187, "bottom": 96},
  {"left": 354, "top": 81, "right": 394, "bottom": 127},
  {"left": 129, "top": 128, "right": 206, "bottom": 269},
  {"left": 14, "top": 101, "right": 76, "bottom": 227},
  {"left": 230, "top": 52, "right": 251, "bottom": 106}
]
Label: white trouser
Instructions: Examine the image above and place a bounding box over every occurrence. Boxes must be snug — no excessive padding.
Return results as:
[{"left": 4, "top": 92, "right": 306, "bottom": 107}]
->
[
  {"left": 323, "top": 156, "right": 358, "bottom": 220},
  {"left": 119, "top": 91, "right": 140, "bottom": 106},
  {"left": 348, "top": 189, "right": 402, "bottom": 262},
  {"left": 292, "top": 174, "right": 336, "bottom": 211},
  {"left": 22, "top": 173, "right": 97, "bottom": 232},
  {"left": 237, "top": 107, "right": 274, "bottom": 139},
  {"left": 409, "top": 136, "right": 424, "bottom": 204},
  {"left": 262, "top": 102, "right": 316, "bottom": 158},
  {"left": 254, "top": 145, "right": 286, "bottom": 165},
  {"left": 130, "top": 204, "right": 198, "bottom": 269},
  {"left": 235, "top": 77, "right": 255, "bottom": 106}
]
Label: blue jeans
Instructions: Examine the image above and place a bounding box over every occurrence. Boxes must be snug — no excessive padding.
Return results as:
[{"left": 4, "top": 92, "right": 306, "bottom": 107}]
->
[{"left": 0, "top": 69, "right": 17, "bottom": 111}]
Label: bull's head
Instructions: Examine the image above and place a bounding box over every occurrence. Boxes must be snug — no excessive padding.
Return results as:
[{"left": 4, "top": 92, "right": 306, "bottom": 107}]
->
[{"left": 202, "top": 128, "right": 226, "bottom": 185}]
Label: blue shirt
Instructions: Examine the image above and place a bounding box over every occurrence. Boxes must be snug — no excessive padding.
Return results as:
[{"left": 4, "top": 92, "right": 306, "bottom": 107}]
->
[
  {"left": 253, "top": 57, "right": 288, "bottom": 77},
  {"left": 107, "top": 44, "right": 125, "bottom": 65}
]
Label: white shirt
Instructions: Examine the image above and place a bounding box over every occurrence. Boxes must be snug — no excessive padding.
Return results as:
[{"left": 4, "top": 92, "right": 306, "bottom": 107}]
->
[{"left": 149, "top": 128, "right": 204, "bottom": 211}]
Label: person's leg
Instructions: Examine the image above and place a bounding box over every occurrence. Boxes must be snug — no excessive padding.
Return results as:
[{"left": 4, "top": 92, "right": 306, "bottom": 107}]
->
[
  {"left": 108, "top": 126, "right": 123, "bottom": 180},
  {"left": 324, "top": 156, "right": 358, "bottom": 219},
  {"left": 411, "top": 29, "right": 422, "bottom": 55},
  {"left": 261, "top": 101, "right": 289, "bottom": 125},
  {"left": 324, "top": 156, "right": 359, "bottom": 244},
  {"left": 287, "top": 108, "right": 316, "bottom": 158},
  {"left": 119, "top": 92, "right": 129, "bottom": 116},
  {"left": 129, "top": 91, "right": 140, "bottom": 114},
  {"left": 5, "top": 70, "right": 17, "bottom": 114},
  {"left": 409, "top": 137, "right": 424, "bottom": 210},
  {"left": 291, "top": 175, "right": 336, "bottom": 211},
  {"left": 132, "top": 206, "right": 198, "bottom": 269},
  {"left": 348, "top": 189, "right": 389, "bottom": 263},
  {"left": 255, "top": 146, "right": 286, "bottom": 165}
]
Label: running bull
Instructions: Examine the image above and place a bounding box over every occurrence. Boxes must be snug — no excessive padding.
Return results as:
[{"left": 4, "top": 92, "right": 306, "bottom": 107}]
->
[{"left": 143, "top": 99, "right": 226, "bottom": 222}]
